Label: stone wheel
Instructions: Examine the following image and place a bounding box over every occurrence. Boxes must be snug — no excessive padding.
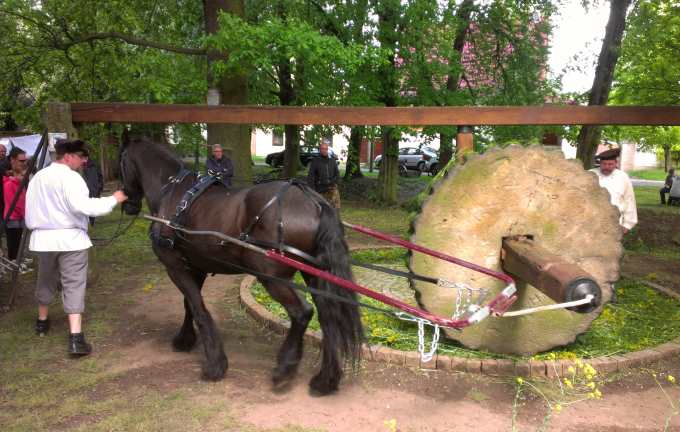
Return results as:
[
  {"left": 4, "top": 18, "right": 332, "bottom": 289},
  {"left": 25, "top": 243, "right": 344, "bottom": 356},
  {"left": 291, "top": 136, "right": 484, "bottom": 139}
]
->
[{"left": 409, "top": 145, "right": 623, "bottom": 355}]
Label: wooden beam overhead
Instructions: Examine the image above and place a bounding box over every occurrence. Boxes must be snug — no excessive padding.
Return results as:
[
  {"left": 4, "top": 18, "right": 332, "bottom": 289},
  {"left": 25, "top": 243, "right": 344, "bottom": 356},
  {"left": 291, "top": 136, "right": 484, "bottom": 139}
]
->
[{"left": 69, "top": 103, "right": 680, "bottom": 126}]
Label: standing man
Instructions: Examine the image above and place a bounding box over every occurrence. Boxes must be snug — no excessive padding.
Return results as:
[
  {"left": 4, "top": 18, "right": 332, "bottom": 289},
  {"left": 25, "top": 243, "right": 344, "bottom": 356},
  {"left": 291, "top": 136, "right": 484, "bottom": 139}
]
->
[
  {"left": 660, "top": 168, "right": 676, "bottom": 205},
  {"left": 205, "top": 144, "right": 234, "bottom": 187},
  {"left": 308, "top": 142, "right": 341, "bottom": 209},
  {"left": 26, "top": 139, "right": 127, "bottom": 356},
  {"left": 590, "top": 147, "right": 638, "bottom": 234}
]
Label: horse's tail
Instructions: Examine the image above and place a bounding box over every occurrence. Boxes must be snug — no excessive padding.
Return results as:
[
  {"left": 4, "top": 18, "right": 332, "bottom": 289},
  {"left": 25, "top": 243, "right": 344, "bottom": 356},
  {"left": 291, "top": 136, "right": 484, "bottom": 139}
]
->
[{"left": 313, "top": 201, "right": 364, "bottom": 371}]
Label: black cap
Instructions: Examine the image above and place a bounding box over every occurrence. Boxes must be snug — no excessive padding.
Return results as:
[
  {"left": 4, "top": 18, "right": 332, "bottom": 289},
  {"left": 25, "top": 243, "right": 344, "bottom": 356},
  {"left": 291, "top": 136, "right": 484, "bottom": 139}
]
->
[
  {"left": 596, "top": 147, "right": 620, "bottom": 161},
  {"left": 55, "top": 139, "right": 88, "bottom": 156}
]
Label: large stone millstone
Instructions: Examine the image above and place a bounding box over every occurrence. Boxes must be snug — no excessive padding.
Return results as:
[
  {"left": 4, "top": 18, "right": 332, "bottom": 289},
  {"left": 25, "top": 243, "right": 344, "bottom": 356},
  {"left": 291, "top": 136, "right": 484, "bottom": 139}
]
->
[{"left": 410, "top": 146, "right": 623, "bottom": 355}]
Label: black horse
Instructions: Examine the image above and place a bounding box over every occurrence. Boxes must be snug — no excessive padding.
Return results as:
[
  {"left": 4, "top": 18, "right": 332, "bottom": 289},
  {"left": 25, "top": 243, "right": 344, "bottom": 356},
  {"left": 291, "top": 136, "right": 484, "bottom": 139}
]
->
[{"left": 119, "top": 134, "right": 363, "bottom": 395}]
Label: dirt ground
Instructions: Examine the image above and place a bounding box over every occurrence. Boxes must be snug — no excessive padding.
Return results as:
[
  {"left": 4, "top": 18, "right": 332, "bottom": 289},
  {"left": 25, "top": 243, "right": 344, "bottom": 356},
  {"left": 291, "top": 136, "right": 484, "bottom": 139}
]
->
[
  {"left": 2, "top": 210, "right": 679, "bottom": 431},
  {"left": 55, "top": 269, "right": 677, "bottom": 432}
]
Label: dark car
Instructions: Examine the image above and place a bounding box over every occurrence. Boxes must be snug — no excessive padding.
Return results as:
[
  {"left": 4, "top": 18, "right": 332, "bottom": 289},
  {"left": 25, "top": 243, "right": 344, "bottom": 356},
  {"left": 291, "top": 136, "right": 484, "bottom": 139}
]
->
[{"left": 265, "top": 148, "right": 337, "bottom": 168}]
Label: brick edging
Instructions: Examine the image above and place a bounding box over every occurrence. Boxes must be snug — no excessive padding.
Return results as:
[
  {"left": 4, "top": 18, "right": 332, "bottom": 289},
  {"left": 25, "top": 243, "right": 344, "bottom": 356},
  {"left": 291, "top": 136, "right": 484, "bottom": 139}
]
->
[{"left": 239, "top": 276, "right": 680, "bottom": 378}]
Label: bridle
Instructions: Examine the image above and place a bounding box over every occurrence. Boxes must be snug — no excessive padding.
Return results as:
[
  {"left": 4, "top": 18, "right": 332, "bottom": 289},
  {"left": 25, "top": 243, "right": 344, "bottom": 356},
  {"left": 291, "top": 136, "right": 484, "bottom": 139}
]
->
[{"left": 89, "top": 146, "right": 139, "bottom": 247}]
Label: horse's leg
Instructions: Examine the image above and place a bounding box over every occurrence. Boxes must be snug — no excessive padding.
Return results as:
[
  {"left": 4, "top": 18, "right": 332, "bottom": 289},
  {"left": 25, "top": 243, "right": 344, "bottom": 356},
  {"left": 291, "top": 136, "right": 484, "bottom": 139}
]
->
[
  {"left": 303, "top": 275, "right": 345, "bottom": 396},
  {"left": 172, "top": 297, "right": 197, "bottom": 351},
  {"left": 261, "top": 278, "right": 313, "bottom": 388},
  {"left": 166, "top": 265, "right": 227, "bottom": 381}
]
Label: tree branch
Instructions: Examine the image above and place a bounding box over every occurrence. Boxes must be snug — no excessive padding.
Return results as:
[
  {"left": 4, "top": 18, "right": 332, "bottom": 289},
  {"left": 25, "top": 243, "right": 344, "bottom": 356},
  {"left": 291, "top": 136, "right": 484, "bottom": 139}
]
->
[{"left": 58, "top": 32, "right": 207, "bottom": 56}]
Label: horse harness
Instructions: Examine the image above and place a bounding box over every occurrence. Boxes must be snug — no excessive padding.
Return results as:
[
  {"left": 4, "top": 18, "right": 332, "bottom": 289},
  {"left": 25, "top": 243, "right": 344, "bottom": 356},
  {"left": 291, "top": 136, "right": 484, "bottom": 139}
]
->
[{"left": 150, "top": 169, "right": 322, "bottom": 266}]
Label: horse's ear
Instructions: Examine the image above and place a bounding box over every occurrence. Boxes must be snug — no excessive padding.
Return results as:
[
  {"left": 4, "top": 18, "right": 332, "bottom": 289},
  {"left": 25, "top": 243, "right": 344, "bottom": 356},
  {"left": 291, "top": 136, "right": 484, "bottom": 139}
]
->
[{"left": 121, "top": 128, "right": 130, "bottom": 149}]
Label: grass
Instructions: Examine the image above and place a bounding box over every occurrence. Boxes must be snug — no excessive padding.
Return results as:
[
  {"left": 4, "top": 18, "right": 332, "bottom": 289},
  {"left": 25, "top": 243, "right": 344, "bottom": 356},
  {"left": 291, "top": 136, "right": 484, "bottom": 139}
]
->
[
  {"left": 629, "top": 168, "right": 670, "bottom": 181},
  {"left": 634, "top": 186, "right": 680, "bottom": 215},
  {"left": 253, "top": 248, "right": 680, "bottom": 361}
]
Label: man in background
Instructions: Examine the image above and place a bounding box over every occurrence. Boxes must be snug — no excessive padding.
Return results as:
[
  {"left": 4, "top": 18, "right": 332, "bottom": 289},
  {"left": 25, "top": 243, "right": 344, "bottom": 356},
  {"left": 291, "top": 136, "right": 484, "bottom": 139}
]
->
[
  {"left": 206, "top": 144, "right": 234, "bottom": 187},
  {"left": 660, "top": 168, "right": 675, "bottom": 205},
  {"left": 307, "top": 142, "right": 340, "bottom": 209},
  {"left": 590, "top": 147, "right": 638, "bottom": 234}
]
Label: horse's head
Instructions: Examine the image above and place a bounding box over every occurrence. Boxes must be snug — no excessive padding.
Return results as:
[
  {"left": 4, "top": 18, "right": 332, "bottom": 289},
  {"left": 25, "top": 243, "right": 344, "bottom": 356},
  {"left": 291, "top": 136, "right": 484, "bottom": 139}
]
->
[{"left": 119, "top": 130, "right": 144, "bottom": 215}]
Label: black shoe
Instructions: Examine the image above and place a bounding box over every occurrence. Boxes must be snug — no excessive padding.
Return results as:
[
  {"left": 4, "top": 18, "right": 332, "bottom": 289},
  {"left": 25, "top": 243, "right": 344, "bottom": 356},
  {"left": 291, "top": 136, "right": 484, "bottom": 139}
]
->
[
  {"left": 68, "top": 333, "right": 92, "bottom": 356},
  {"left": 35, "top": 318, "right": 50, "bottom": 336}
]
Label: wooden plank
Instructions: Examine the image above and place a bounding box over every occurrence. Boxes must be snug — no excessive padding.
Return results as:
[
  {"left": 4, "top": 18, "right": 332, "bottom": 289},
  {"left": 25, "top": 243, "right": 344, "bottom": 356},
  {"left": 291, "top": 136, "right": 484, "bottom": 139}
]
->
[{"left": 70, "top": 103, "right": 680, "bottom": 126}]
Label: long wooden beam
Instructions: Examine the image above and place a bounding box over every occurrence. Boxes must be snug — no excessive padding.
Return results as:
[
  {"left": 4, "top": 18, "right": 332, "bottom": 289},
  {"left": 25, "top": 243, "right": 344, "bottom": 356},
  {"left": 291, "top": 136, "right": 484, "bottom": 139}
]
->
[{"left": 70, "top": 103, "right": 680, "bottom": 126}]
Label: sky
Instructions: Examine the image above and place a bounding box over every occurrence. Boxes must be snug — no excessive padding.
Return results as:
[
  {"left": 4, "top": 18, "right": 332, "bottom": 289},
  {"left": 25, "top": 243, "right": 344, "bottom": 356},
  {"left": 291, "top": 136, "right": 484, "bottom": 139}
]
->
[{"left": 548, "top": 1, "right": 611, "bottom": 94}]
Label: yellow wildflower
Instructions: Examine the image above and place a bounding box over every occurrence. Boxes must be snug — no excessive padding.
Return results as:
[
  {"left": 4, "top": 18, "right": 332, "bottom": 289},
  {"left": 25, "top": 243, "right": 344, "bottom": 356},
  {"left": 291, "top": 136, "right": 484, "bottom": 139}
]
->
[
  {"left": 516, "top": 377, "right": 524, "bottom": 385},
  {"left": 594, "top": 389, "right": 602, "bottom": 398},
  {"left": 668, "top": 375, "right": 676, "bottom": 384},
  {"left": 563, "top": 378, "right": 573, "bottom": 389},
  {"left": 586, "top": 382, "right": 596, "bottom": 389},
  {"left": 384, "top": 419, "right": 397, "bottom": 432},
  {"left": 567, "top": 366, "right": 575, "bottom": 374},
  {"left": 587, "top": 392, "right": 595, "bottom": 399},
  {"left": 554, "top": 404, "right": 562, "bottom": 413}
]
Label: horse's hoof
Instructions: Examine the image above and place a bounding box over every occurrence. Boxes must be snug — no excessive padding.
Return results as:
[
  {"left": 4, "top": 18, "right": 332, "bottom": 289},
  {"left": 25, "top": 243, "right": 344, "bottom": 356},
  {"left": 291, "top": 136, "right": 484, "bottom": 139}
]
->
[
  {"left": 172, "top": 332, "right": 196, "bottom": 352},
  {"left": 308, "top": 374, "right": 339, "bottom": 397},
  {"left": 201, "top": 355, "right": 228, "bottom": 382},
  {"left": 271, "top": 364, "right": 298, "bottom": 392}
]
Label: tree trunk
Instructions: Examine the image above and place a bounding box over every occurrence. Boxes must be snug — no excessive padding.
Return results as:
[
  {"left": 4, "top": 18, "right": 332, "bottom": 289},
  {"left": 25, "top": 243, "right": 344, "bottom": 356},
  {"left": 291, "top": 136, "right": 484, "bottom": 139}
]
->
[
  {"left": 283, "top": 124, "right": 300, "bottom": 178},
  {"left": 439, "top": 0, "right": 475, "bottom": 166},
  {"left": 378, "top": 127, "right": 399, "bottom": 204},
  {"left": 278, "top": 57, "right": 301, "bottom": 178},
  {"left": 204, "top": 0, "right": 252, "bottom": 185},
  {"left": 376, "top": 0, "right": 400, "bottom": 204},
  {"left": 576, "top": 0, "right": 633, "bottom": 169},
  {"left": 344, "top": 126, "right": 364, "bottom": 179},
  {"left": 663, "top": 144, "right": 671, "bottom": 172}
]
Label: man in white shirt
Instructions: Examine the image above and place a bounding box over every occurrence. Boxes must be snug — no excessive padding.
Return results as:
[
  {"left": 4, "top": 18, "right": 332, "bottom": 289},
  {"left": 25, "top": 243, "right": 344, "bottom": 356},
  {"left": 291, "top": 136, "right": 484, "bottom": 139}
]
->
[
  {"left": 589, "top": 147, "right": 638, "bottom": 234},
  {"left": 26, "top": 139, "right": 127, "bottom": 356}
]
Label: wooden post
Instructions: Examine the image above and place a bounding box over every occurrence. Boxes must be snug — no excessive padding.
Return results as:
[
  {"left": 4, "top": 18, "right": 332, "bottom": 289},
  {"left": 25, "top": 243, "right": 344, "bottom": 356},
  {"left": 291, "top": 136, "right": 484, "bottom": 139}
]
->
[
  {"left": 501, "top": 237, "right": 601, "bottom": 313},
  {"left": 456, "top": 125, "right": 474, "bottom": 157},
  {"left": 45, "top": 102, "right": 78, "bottom": 138}
]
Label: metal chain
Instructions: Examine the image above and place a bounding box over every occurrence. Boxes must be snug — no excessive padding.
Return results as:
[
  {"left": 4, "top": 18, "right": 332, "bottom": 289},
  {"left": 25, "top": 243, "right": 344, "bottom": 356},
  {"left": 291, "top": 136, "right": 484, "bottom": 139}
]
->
[
  {"left": 438, "top": 278, "right": 489, "bottom": 320},
  {"left": 394, "top": 312, "right": 440, "bottom": 362}
]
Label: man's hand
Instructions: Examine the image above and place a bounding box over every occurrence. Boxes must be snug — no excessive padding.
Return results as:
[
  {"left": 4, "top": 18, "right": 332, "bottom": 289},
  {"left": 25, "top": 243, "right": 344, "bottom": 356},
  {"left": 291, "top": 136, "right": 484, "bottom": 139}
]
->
[{"left": 113, "top": 190, "right": 128, "bottom": 203}]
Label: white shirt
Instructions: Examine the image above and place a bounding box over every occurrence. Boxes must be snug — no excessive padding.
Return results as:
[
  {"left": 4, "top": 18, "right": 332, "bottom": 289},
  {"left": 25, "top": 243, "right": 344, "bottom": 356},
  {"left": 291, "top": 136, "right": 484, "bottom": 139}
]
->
[
  {"left": 589, "top": 168, "right": 638, "bottom": 230},
  {"left": 26, "top": 162, "right": 118, "bottom": 251}
]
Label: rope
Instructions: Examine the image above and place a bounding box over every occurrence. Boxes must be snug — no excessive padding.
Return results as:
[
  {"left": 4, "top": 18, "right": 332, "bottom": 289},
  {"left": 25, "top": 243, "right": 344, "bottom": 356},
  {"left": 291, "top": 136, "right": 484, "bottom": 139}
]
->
[{"left": 500, "top": 295, "right": 595, "bottom": 317}]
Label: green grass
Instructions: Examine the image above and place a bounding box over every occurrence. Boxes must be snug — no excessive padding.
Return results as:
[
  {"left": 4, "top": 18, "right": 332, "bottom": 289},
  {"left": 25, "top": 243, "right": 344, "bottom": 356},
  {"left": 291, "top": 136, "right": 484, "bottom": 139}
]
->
[
  {"left": 253, "top": 250, "right": 680, "bottom": 361},
  {"left": 634, "top": 186, "right": 680, "bottom": 215},
  {"left": 629, "top": 168, "right": 669, "bottom": 181}
]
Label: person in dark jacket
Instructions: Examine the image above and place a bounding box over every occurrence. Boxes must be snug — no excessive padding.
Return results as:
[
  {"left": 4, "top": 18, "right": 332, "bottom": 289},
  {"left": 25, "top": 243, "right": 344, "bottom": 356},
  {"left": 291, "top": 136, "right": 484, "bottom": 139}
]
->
[
  {"left": 307, "top": 142, "right": 340, "bottom": 209},
  {"left": 206, "top": 144, "right": 234, "bottom": 187},
  {"left": 660, "top": 168, "right": 676, "bottom": 205},
  {"left": 81, "top": 151, "right": 104, "bottom": 225}
]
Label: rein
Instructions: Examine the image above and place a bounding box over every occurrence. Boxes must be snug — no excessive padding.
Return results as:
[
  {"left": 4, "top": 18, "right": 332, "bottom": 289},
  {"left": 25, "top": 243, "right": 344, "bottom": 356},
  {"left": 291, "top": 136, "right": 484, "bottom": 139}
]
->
[{"left": 90, "top": 209, "right": 139, "bottom": 247}]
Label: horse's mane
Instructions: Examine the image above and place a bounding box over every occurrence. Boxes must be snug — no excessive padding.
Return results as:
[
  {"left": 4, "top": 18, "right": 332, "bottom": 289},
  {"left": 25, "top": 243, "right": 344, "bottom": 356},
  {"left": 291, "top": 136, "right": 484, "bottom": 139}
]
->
[{"left": 128, "top": 134, "right": 182, "bottom": 165}]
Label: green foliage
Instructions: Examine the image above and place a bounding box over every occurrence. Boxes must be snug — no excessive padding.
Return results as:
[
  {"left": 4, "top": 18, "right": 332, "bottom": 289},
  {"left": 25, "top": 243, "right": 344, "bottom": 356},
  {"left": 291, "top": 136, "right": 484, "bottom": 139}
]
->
[{"left": 614, "top": 0, "right": 680, "bottom": 105}]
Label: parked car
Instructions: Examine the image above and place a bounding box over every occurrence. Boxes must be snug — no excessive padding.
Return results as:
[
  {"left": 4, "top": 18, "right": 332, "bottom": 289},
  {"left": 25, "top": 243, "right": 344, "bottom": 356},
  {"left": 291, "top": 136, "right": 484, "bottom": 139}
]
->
[
  {"left": 374, "top": 146, "right": 438, "bottom": 175},
  {"left": 265, "top": 148, "right": 337, "bottom": 168}
]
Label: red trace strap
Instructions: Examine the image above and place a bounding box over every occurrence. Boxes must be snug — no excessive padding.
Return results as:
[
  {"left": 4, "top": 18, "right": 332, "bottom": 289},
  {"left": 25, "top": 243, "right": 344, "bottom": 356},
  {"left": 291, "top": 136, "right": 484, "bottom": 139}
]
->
[
  {"left": 343, "top": 222, "right": 515, "bottom": 285},
  {"left": 265, "top": 251, "right": 515, "bottom": 329}
]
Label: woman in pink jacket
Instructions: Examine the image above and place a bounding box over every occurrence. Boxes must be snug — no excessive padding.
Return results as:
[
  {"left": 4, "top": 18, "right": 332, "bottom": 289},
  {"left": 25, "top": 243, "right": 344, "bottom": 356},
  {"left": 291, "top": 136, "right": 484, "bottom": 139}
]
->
[{"left": 3, "top": 147, "right": 28, "bottom": 262}]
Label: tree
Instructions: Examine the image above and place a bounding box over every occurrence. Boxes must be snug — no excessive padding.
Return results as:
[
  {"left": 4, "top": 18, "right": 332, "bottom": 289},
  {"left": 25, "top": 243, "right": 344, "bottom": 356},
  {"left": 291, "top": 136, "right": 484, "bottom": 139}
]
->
[
  {"left": 614, "top": 0, "right": 680, "bottom": 106},
  {"left": 0, "top": 0, "right": 255, "bottom": 182},
  {"left": 575, "top": 0, "right": 634, "bottom": 169}
]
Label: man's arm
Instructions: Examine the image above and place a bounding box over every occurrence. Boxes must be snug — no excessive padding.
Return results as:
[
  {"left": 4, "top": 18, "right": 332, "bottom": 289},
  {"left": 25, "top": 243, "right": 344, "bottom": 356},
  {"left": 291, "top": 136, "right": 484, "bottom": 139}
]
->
[
  {"left": 621, "top": 176, "right": 638, "bottom": 231},
  {"left": 64, "top": 174, "right": 120, "bottom": 217}
]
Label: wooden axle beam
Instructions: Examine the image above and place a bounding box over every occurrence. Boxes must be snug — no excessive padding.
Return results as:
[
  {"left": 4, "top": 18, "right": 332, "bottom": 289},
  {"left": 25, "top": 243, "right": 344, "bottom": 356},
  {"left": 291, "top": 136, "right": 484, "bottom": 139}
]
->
[
  {"left": 69, "top": 103, "right": 680, "bottom": 126},
  {"left": 501, "top": 237, "right": 602, "bottom": 313}
]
